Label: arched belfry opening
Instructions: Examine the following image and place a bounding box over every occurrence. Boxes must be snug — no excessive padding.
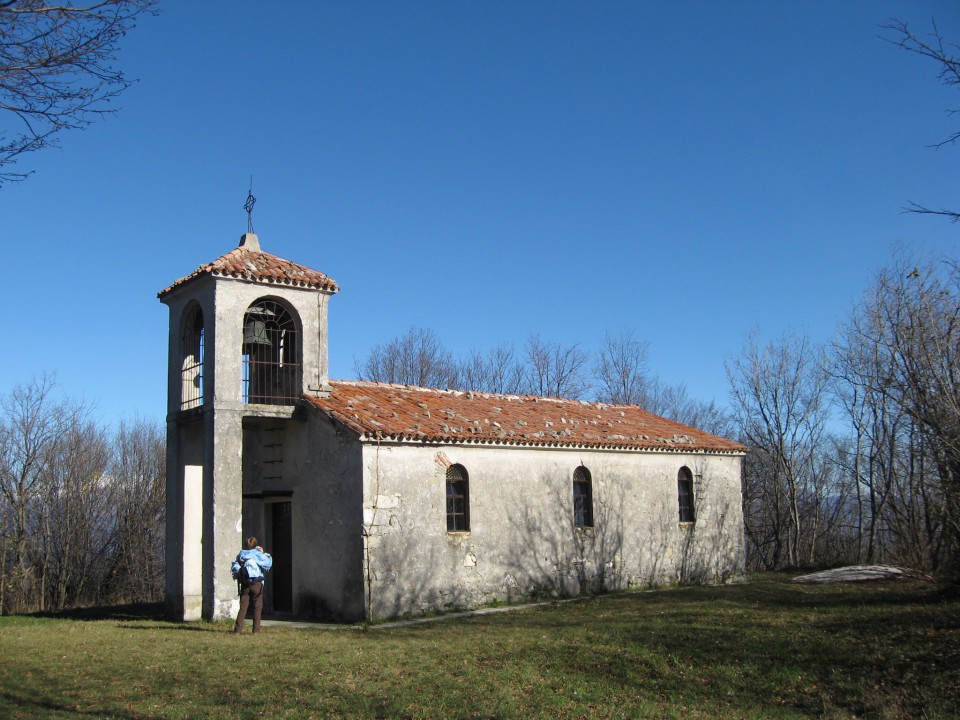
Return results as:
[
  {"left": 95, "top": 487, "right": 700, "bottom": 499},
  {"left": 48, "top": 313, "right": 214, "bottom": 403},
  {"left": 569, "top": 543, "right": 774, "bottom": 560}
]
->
[
  {"left": 180, "top": 303, "right": 204, "bottom": 410},
  {"left": 242, "top": 299, "right": 301, "bottom": 405}
]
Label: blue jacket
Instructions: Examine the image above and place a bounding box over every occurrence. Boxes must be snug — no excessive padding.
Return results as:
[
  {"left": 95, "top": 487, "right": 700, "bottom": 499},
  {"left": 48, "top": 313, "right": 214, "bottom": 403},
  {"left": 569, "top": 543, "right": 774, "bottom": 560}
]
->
[{"left": 231, "top": 547, "right": 273, "bottom": 583}]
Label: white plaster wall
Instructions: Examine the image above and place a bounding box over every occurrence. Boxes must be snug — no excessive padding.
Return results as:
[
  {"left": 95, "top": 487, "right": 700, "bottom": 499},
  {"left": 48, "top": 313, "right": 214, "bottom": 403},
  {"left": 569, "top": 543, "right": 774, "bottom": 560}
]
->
[{"left": 360, "top": 442, "right": 744, "bottom": 620}]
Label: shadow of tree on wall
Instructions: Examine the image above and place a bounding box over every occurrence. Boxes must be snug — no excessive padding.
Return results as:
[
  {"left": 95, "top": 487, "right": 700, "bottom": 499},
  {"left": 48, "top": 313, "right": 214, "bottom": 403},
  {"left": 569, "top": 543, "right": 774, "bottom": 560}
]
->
[
  {"left": 676, "top": 458, "right": 745, "bottom": 586},
  {"left": 496, "top": 469, "right": 628, "bottom": 602},
  {"left": 361, "top": 483, "right": 483, "bottom": 622},
  {"left": 362, "top": 466, "right": 631, "bottom": 619},
  {"left": 361, "top": 456, "right": 744, "bottom": 621}
]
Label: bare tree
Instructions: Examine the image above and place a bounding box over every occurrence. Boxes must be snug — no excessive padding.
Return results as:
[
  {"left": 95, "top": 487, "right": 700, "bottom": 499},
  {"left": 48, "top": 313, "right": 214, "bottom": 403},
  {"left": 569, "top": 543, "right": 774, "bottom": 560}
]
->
[
  {"left": 35, "top": 413, "right": 112, "bottom": 611},
  {"left": 826, "top": 254, "right": 960, "bottom": 578},
  {"left": 522, "top": 333, "right": 590, "bottom": 400},
  {"left": 0, "top": 378, "right": 166, "bottom": 613},
  {"left": 457, "top": 344, "right": 526, "bottom": 395},
  {"left": 355, "top": 326, "right": 459, "bottom": 389},
  {"left": 593, "top": 331, "right": 732, "bottom": 434},
  {"left": 883, "top": 19, "right": 960, "bottom": 223},
  {"left": 354, "top": 326, "right": 733, "bottom": 419},
  {"left": 832, "top": 306, "right": 905, "bottom": 564},
  {"left": 104, "top": 417, "right": 165, "bottom": 604},
  {"left": 0, "top": 376, "right": 60, "bottom": 612},
  {"left": 594, "top": 331, "right": 650, "bottom": 405},
  {"left": 0, "top": 0, "right": 156, "bottom": 185},
  {"left": 727, "top": 331, "right": 830, "bottom": 568},
  {"left": 865, "top": 258, "right": 960, "bottom": 578},
  {"left": 642, "top": 379, "right": 734, "bottom": 438},
  {"left": 0, "top": 377, "right": 120, "bottom": 612}
]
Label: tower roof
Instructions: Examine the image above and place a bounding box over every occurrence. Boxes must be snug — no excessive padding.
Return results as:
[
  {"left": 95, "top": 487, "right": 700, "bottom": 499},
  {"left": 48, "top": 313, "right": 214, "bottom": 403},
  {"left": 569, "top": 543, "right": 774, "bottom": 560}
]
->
[{"left": 158, "top": 234, "right": 339, "bottom": 299}]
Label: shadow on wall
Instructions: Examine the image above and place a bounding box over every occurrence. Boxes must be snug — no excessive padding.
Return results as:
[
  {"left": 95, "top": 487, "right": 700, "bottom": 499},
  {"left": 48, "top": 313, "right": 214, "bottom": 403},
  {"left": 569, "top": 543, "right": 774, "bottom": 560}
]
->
[
  {"left": 497, "top": 470, "right": 628, "bottom": 601},
  {"left": 362, "top": 459, "right": 743, "bottom": 621},
  {"left": 365, "top": 525, "right": 480, "bottom": 622},
  {"left": 677, "top": 459, "right": 744, "bottom": 585},
  {"left": 362, "top": 468, "right": 629, "bottom": 620}
]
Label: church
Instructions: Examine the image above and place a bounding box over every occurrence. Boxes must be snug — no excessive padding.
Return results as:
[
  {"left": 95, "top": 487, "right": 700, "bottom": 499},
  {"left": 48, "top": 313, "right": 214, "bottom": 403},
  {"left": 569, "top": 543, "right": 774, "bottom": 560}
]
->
[{"left": 159, "top": 230, "right": 746, "bottom": 623}]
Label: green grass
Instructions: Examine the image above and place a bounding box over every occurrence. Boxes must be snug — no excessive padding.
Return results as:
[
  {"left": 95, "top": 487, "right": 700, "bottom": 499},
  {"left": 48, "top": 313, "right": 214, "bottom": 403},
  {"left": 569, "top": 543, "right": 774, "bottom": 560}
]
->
[{"left": 1, "top": 574, "right": 957, "bottom": 719}]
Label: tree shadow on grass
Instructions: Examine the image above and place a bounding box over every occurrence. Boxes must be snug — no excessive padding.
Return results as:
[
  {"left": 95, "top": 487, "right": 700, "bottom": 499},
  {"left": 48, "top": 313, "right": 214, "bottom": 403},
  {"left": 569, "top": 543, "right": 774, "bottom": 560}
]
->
[
  {"left": 25, "top": 601, "right": 166, "bottom": 622},
  {"left": 120, "top": 622, "right": 225, "bottom": 632},
  {"left": 0, "top": 691, "right": 166, "bottom": 720}
]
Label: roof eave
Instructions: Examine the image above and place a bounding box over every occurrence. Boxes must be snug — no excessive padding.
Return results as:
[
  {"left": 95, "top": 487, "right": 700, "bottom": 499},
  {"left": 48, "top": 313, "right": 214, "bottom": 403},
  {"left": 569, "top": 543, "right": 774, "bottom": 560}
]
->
[
  {"left": 158, "top": 268, "right": 339, "bottom": 300},
  {"left": 351, "top": 430, "right": 745, "bottom": 455}
]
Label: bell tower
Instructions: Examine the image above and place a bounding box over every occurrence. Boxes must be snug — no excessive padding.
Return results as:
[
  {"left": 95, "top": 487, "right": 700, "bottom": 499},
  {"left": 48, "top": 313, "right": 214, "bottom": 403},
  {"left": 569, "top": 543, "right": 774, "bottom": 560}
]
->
[{"left": 158, "top": 221, "right": 338, "bottom": 621}]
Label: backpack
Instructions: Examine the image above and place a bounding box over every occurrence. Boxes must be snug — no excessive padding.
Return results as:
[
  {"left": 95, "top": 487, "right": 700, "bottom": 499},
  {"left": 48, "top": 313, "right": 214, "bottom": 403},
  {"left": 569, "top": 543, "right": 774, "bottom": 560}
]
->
[
  {"left": 236, "top": 558, "right": 260, "bottom": 594},
  {"left": 238, "top": 562, "right": 253, "bottom": 588}
]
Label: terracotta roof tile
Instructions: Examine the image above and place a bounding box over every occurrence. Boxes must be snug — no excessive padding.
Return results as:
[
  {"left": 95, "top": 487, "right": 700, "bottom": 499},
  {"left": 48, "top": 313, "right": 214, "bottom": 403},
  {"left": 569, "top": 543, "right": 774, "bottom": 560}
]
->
[
  {"left": 306, "top": 381, "right": 745, "bottom": 454},
  {"left": 158, "top": 247, "right": 339, "bottom": 297}
]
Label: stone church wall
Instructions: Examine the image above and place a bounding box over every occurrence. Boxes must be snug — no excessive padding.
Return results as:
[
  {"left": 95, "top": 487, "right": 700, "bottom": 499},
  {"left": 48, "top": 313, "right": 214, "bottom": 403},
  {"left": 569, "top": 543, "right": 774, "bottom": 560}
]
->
[{"left": 360, "top": 442, "right": 744, "bottom": 620}]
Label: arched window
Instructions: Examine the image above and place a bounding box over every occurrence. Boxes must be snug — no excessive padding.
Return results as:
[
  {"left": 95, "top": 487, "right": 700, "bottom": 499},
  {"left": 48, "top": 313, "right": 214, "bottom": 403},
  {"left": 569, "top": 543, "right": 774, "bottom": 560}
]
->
[
  {"left": 446, "top": 464, "right": 470, "bottom": 532},
  {"left": 678, "top": 466, "right": 695, "bottom": 523},
  {"left": 573, "top": 466, "right": 593, "bottom": 528},
  {"left": 180, "top": 304, "right": 204, "bottom": 410},
  {"left": 242, "top": 299, "right": 301, "bottom": 405}
]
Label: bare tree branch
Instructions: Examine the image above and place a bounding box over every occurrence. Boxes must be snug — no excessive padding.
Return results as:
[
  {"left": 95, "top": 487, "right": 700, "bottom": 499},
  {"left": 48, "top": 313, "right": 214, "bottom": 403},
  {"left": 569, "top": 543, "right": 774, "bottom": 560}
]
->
[
  {"left": 0, "top": 0, "right": 156, "bottom": 185},
  {"left": 882, "top": 19, "right": 960, "bottom": 224},
  {"left": 904, "top": 201, "right": 960, "bottom": 223}
]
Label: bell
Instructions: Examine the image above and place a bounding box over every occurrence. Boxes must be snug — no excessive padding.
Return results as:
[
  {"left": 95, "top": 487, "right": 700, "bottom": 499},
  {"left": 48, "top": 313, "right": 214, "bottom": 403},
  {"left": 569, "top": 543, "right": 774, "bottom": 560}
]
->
[{"left": 243, "top": 320, "right": 271, "bottom": 345}]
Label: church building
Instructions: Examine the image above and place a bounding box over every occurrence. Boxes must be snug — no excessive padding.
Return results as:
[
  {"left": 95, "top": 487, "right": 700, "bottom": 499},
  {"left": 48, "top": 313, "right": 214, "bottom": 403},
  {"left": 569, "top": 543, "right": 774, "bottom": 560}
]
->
[{"left": 159, "top": 231, "right": 746, "bottom": 623}]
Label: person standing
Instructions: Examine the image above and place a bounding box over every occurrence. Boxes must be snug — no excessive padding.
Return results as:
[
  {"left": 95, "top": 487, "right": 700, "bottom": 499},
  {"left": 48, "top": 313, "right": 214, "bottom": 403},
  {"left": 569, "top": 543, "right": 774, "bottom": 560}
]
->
[{"left": 232, "top": 536, "right": 273, "bottom": 634}]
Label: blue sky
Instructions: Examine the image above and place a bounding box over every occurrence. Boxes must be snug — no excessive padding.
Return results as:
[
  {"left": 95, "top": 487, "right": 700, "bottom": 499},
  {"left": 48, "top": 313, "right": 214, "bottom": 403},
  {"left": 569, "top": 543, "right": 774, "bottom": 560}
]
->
[{"left": 3, "top": 1, "right": 959, "bottom": 426}]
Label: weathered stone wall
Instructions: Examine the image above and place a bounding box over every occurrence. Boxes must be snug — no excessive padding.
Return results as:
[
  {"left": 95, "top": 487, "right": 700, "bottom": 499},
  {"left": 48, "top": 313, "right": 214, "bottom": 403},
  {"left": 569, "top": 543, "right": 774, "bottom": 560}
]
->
[{"left": 360, "top": 442, "right": 744, "bottom": 620}]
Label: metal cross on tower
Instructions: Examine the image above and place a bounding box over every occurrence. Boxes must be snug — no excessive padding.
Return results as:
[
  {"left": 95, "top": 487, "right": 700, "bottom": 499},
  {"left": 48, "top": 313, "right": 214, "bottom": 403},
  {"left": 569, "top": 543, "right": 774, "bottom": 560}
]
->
[{"left": 244, "top": 178, "right": 257, "bottom": 234}]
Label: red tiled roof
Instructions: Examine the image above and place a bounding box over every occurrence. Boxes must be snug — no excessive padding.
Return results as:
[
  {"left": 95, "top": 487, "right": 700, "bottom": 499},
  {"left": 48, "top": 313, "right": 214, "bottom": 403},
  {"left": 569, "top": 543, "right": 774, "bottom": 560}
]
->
[
  {"left": 306, "top": 381, "right": 745, "bottom": 454},
  {"left": 158, "top": 247, "right": 339, "bottom": 298}
]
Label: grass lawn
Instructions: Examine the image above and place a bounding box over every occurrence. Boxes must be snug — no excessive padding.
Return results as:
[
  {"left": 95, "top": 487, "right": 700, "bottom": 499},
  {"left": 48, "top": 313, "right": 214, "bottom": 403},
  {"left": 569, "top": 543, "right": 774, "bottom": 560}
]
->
[{"left": 0, "top": 573, "right": 957, "bottom": 719}]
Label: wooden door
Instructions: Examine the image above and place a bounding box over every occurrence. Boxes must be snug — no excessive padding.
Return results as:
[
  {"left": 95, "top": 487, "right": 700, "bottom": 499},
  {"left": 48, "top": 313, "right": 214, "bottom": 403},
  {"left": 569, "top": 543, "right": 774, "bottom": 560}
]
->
[{"left": 268, "top": 501, "right": 293, "bottom": 613}]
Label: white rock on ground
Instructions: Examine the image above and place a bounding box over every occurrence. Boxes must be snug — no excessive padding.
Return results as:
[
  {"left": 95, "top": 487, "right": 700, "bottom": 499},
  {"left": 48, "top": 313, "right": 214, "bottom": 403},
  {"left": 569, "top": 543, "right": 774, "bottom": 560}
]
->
[{"left": 792, "top": 565, "right": 931, "bottom": 584}]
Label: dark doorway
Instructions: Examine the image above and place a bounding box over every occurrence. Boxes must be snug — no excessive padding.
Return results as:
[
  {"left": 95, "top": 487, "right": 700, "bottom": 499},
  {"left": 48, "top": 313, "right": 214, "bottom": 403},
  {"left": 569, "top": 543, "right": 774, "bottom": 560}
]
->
[{"left": 268, "top": 501, "right": 293, "bottom": 613}]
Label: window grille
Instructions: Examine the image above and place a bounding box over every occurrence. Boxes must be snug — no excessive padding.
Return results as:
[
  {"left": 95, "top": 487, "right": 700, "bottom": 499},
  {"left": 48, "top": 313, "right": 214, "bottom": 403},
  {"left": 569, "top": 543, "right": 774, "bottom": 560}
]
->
[
  {"left": 573, "top": 466, "right": 593, "bottom": 528},
  {"left": 242, "top": 300, "right": 301, "bottom": 405},
  {"left": 180, "top": 305, "right": 204, "bottom": 410},
  {"left": 446, "top": 464, "right": 470, "bottom": 532},
  {"left": 678, "top": 467, "right": 695, "bottom": 523}
]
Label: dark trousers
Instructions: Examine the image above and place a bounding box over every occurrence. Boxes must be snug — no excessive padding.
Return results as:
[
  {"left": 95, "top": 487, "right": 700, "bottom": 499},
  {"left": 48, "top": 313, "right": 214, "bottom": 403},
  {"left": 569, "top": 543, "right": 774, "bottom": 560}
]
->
[{"left": 234, "top": 581, "right": 264, "bottom": 633}]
